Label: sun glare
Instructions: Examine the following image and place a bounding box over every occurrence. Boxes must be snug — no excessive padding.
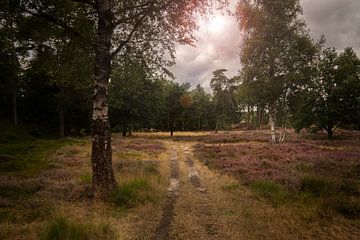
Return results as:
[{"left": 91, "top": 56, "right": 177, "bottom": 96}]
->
[{"left": 200, "top": 15, "right": 227, "bottom": 34}]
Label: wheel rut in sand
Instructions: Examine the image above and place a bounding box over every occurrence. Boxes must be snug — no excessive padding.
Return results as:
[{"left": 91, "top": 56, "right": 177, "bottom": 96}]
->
[
  {"left": 183, "top": 146, "right": 220, "bottom": 238},
  {"left": 153, "top": 148, "right": 179, "bottom": 240}
]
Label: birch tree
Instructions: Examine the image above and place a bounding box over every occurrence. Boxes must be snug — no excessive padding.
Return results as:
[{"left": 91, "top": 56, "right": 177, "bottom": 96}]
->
[
  {"left": 18, "top": 0, "right": 224, "bottom": 199},
  {"left": 236, "top": 0, "right": 316, "bottom": 143}
]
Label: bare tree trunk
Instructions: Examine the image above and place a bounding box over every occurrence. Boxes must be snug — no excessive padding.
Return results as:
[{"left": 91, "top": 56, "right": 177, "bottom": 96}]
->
[
  {"left": 215, "top": 116, "right": 219, "bottom": 134},
  {"left": 269, "top": 105, "right": 277, "bottom": 143},
  {"left": 91, "top": 1, "right": 116, "bottom": 200},
  {"left": 246, "top": 105, "right": 250, "bottom": 129},
  {"left": 59, "top": 86, "right": 65, "bottom": 138},
  {"left": 278, "top": 114, "right": 288, "bottom": 144},
  {"left": 12, "top": 81, "right": 18, "bottom": 125},
  {"left": 59, "top": 106, "right": 65, "bottom": 138},
  {"left": 170, "top": 123, "right": 174, "bottom": 137},
  {"left": 128, "top": 127, "right": 132, "bottom": 136},
  {"left": 258, "top": 106, "right": 263, "bottom": 130}
]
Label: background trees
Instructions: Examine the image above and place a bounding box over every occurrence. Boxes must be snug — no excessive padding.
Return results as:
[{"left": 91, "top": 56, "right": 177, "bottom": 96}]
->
[{"left": 292, "top": 47, "right": 360, "bottom": 138}]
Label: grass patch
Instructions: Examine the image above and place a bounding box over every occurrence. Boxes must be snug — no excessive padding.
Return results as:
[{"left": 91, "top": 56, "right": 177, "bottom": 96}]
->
[
  {"left": 221, "top": 183, "right": 240, "bottom": 191},
  {"left": 0, "top": 138, "right": 77, "bottom": 175},
  {"left": 250, "top": 181, "right": 289, "bottom": 207},
  {"left": 40, "top": 217, "right": 88, "bottom": 240},
  {"left": 112, "top": 178, "right": 156, "bottom": 208},
  {"left": 300, "top": 176, "right": 336, "bottom": 197},
  {"left": 40, "top": 217, "right": 117, "bottom": 240},
  {"left": 0, "top": 185, "right": 42, "bottom": 200},
  {"left": 335, "top": 199, "right": 360, "bottom": 219},
  {"left": 79, "top": 173, "right": 92, "bottom": 184}
]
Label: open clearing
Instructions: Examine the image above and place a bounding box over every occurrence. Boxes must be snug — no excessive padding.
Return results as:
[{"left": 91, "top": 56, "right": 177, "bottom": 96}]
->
[{"left": 1, "top": 128, "right": 360, "bottom": 239}]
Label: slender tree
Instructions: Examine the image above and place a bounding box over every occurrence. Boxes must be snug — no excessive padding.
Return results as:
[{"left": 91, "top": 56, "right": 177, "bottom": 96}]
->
[{"left": 236, "top": 0, "right": 317, "bottom": 143}]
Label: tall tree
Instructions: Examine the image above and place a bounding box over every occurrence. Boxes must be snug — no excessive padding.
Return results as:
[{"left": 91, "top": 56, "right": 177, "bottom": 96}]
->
[
  {"left": 210, "top": 69, "right": 238, "bottom": 132},
  {"left": 18, "top": 0, "right": 221, "bottom": 199},
  {"left": 236, "top": 0, "right": 317, "bottom": 143}
]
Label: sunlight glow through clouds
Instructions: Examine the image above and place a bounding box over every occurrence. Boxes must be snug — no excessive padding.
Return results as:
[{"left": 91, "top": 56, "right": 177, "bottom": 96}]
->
[
  {"left": 171, "top": 9, "right": 242, "bottom": 91},
  {"left": 171, "top": 0, "right": 360, "bottom": 91}
]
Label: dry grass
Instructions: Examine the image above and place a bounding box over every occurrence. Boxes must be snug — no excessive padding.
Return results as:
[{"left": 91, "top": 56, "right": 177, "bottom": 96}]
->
[{"left": 0, "top": 131, "right": 168, "bottom": 240}]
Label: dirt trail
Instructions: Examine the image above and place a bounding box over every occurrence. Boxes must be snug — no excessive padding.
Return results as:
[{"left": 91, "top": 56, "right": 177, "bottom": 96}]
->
[
  {"left": 152, "top": 143, "right": 224, "bottom": 240},
  {"left": 153, "top": 147, "right": 180, "bottom": 240},
  {"left": 183, "top": 146, "right": 220, "bottom": 239}
]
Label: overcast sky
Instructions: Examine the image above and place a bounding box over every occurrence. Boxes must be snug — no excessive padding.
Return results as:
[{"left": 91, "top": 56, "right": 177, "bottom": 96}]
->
[{"left": 171, "top": 0, "right": 360, "bottom": 90}]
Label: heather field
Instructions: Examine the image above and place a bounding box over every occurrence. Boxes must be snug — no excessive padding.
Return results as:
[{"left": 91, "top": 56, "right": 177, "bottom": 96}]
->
[
  {"left": 193, "top": 130, "right": 360, "bottom": 219},
  {"left": 2, "top": 126, "right": 360, "bottom": 239}
]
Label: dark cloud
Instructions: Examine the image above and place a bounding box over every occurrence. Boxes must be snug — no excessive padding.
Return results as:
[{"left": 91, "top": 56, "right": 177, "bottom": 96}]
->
[
  {"left": 172, "top": 0, "right": 360, "bottom": 89},
  {"left": 301, "top": 0, "right": 360, "bottom": 53}
]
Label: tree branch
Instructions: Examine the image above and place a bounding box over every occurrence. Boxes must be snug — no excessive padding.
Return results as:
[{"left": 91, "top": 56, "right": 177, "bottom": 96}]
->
[
  {"left": 70, "top": 0, "right": 97, "bottom": 10},
  {"left": 18, "top": 6, "right": 91, "bottom": 45},
  {"left": 110, "top": 14, "right": 147, "bottom": 59}
]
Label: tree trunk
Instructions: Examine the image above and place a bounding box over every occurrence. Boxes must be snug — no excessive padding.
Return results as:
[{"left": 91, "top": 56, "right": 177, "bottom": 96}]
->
[
  {"left": 258, "top": 106, "right": 263, "bottom": 130},
  {"left": 128, "top": 127, "right": 132, "bottom": 136},
  {"left": 59, "top": 106, "right": 65, "bottom": 138},
  {"left": 91, "top": 1, "right": 116, "bottom": 200},
  {"left": 246, "top": 105, "right": 250, "bottom": 129},
  {"left": 12, "top": 81, "right": 18, "bottom": 125},
  {"left": 59, "top": 86, "right": 65, "bottom": 138},
  {"left": 122, "top": 128, "right": 127, "bottom": 137},
  {"left": 326, "top": 127, "right": 333, "bottom": 139},
  {"left": 215, "top": 117, "right": 219, "bottom": 134},
  {"left": 170, "top": 124, "right": 174, "bottom": 137},
  {"left": 269, "top": 105, "right": 277, "bottom": 143}
]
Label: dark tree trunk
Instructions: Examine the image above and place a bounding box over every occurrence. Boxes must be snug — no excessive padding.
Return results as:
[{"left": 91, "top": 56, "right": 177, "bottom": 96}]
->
[
  {"left": 128, "top": 127, "right": 132, "bottom": 136},
  {"left": 12, "top": 81, "right": 18, "bottom": 125},
  {"left": 258, "top": 106, "right": 263, "bottom": 130},
  {"left": 59, "top": 86, "right": 65, "bottom": 138},
  {"left": 122, "top": 128, "right": 127, "bottom": 137},
  {"left": 91, "top": 0, "right": 116, "bottom": 200},
  {"left": 170, "top": 121, "right": 174, "bottom": 137},
  {"left": 326, "top": 127, "right": 334, "bottom": 139},
  {"left": 59, "top": 107, "right": 65, "bottom": 138}
]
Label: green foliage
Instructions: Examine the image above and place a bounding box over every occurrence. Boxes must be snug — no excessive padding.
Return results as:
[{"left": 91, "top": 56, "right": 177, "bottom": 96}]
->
[
  {"left": 292, "top": 47, "right": 360, "bottom": 137},
  {"left": 112, "top": 178, "right": 155, "bottom": 208}
]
